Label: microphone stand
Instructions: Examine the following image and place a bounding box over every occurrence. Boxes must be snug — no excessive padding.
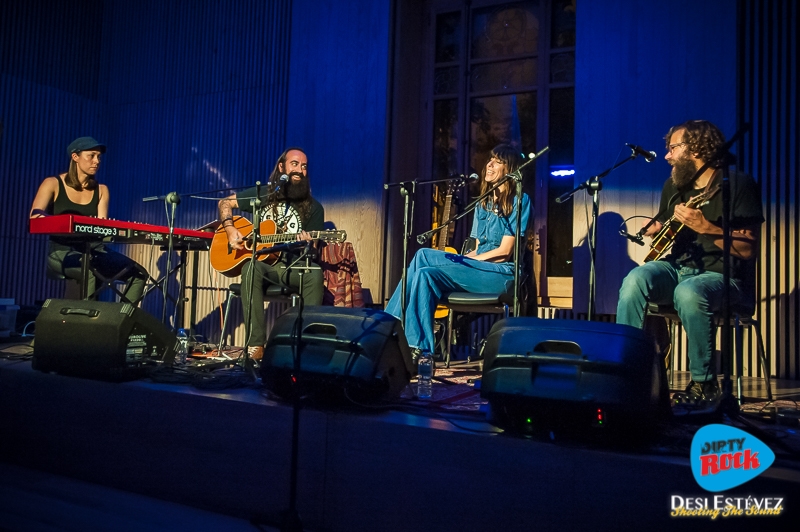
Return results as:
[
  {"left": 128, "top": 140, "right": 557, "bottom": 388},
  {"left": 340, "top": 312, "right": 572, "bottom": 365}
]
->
[
  {"left": 162, "top": 192, "right": 180, "bottom": 325},
  {"left": 417, "top": 148, "right": 547, "bottom": 316},
  {"left": 241, "top": 180, "right": 263, "bottom": 374},
  {"left": 281, "top": 240, "right": 319, "bottom": 532},
  {"left": 714, "top": 124, "right": 751, "bottom": 411},
  {"left": 555, "top": 150, "right": 639, "bottom": 320},
  {"left": 511, "top": 148, "right": 548, "bottom": 314},
  {"left": 385, "top": 175, "right": 471, "bottom": 323},
  {"left": 143, "top": 185, "right": 262, "bottom": 203}
]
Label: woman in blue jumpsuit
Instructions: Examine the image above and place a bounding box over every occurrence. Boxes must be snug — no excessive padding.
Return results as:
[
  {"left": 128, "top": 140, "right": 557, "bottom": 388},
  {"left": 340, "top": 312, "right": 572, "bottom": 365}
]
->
[{"left": 385, "top": 144, "right": 532, "bottom": 354}]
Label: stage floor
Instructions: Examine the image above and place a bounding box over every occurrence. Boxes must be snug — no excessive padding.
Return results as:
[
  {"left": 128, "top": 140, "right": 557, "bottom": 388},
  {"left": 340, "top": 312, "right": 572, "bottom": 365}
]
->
[{"left": 1, "top": 340, "right": 799, "bottom": 531}]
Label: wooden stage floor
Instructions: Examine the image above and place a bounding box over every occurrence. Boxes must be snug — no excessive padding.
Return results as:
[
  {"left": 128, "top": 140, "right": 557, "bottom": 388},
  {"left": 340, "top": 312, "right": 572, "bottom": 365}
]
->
[{"left": 1, "top": 340, "right": 799, "bottom": 531}]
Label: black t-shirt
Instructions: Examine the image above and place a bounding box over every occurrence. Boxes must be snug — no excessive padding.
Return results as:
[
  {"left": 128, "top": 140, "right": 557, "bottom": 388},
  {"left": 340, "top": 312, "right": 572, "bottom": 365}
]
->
[
  {"left": 656, "top": 169, "right": 764, "bottom": 280},
  {"left": 235, "top": 187, "right": 324, "bottom": 233}
]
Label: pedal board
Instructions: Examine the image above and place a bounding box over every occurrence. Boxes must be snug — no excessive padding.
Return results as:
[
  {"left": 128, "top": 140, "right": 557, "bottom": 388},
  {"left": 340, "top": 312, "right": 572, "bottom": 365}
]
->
[{"left": 188, "top": 357, "right": 237, "bottom": 371}]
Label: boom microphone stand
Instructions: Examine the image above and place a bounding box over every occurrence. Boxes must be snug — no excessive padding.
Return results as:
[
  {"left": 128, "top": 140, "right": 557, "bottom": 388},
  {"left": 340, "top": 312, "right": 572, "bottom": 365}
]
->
[
  {"left": 417, "top": 148, "right": 547, "bottom": 316},
  {"left": 384, "top": 180, "right": 416, "bottom": 324},
  {"left": 385, "top": 174, "right": 474, "bottom": 324},
  {"left": 278, "top": 241, "right": 319, "bottom": 532},
  {"left": 240, "top": 180, "right": 264, "bottom": 374},
  {"left": 556, "top": 147, "right": 643, "bottom": 320},
  {"left": 714, "top": 124, "right": 751, "bottom": 410},
  {"left": 143, "top": 191, "right": 182, "bottom": 325},
  {"left": 511, "top": 147, "right": 548, "bottom": 315}
]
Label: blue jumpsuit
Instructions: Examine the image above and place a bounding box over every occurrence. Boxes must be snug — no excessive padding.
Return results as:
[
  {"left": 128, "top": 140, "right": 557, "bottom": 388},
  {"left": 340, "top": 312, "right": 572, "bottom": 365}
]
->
[{"left": 385, "top": 194, "right": 532, "bottom": 352}]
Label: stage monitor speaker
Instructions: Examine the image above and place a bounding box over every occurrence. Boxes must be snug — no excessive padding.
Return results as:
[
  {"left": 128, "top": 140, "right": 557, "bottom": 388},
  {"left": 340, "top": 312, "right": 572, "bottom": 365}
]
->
[
  {"left": 32, "top": 299, "right": 178, "bottom": 381},
  {"left": 481, "top": 318, "right": 669, "bottom": 434},
  {"left": 261, "top": 306, "right": 412, "bottom": 403}
]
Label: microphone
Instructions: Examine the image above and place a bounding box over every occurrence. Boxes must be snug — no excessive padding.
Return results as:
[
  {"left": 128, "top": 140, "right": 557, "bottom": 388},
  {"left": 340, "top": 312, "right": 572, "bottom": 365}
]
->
[
  {"left": 142, "top": 192, "right": 181, "bottom": 203},
  {"left": 619, "top": 229, "right": 645, "bottom": 246},
  {"left": 254, "top": 180, "right": 262, "bottom": 210},
  {"left": 272, "top": 174, "right": 289, "bottom": 193},
  {"left": 255, "top": 240, "right": 309, "bottom": 255},
  {"left": 447, "top": 174, "right": 478, "bottom": 181},
  {"left": 626, "top": 143, "right": 657, "bottom": 162},
  {"left": 527, "top": 146, "right": 550, "bottom": 160}
]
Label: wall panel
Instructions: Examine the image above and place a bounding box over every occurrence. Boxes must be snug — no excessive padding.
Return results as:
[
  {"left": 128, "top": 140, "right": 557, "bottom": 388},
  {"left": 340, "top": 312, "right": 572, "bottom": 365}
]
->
[
  {"left": 286, "top": 0, "right": 392, "bottom": 305},
  {"left": 0, "top": 73, "right": 108, "bottom": 305},
  {"left": 574, "top": 1, "right": 737, "bottom": 316},
  {"left": 741, "top": 0, "right": 799, "bottom": 380}
]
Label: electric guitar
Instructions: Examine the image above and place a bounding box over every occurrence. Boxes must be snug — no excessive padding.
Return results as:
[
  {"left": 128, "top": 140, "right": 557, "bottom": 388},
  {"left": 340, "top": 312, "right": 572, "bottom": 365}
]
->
[
  {"left": 210, "top": 216, "right": 347, "bottom": 277},
  {"left": 644, "top": 184, "right": 720, "bottom": 263},
  {"left": 433, "top": 181, "right": 461, "bottom": 319}
]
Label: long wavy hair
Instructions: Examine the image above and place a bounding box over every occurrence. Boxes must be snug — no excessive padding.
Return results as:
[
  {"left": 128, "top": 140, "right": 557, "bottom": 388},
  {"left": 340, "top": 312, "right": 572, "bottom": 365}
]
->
[
  {"left": 664, "top": 120, "right": 730, "bottom": 167},
  {"left": 479, "top": 144, "right": 523, "bottom": 216}
]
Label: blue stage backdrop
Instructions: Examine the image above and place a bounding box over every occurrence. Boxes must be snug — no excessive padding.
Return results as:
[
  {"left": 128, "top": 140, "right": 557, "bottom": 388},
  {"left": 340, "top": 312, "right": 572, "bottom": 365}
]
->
[
  {"left": 572, "top": 0, "right": 737, "bottom": 315},
  {"left": 0, "top": 0, "right": 391, "bottom": 326}
]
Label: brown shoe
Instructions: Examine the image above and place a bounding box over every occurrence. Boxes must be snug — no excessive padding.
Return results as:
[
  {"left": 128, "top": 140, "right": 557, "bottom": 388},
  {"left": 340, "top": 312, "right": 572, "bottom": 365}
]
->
[{"left": 247, "top": 346, "right": 264, "bottom": 361}]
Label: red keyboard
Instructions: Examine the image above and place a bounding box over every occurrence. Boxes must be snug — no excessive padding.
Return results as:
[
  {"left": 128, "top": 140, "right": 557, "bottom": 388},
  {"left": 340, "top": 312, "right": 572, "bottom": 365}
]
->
[{"left": 30, "top": 214, "right": 213, "bottom": 249}]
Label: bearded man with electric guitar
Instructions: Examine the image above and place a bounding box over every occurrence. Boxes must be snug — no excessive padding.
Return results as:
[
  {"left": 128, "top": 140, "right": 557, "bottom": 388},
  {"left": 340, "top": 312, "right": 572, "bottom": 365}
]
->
[
  {"left": 616, "top": 120, "right": 764, "bottom": 405},
  {"left": 216, "top": 147, "right": 327, "bottom": 360}
]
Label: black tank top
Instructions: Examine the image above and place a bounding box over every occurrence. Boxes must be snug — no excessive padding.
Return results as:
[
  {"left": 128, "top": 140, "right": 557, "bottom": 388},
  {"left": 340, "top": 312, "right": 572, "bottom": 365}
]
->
[
  {"left": 52, "top": 175, "right": 100, "bottom": 216},
  {"left": 49, "top": 175, "right": 100, "bottom": 247}
]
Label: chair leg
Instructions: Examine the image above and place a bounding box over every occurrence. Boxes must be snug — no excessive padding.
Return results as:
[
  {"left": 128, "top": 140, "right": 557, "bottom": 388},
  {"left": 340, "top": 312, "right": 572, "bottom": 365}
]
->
[
  {"left": 668, "top": 319, "right": 676, "bottom": 388},
  {"left": 735, "top": 316, "right": 744, "bottom": 404},
  {"left": 751, "top": 319, "right": 773, "bottom": 402},
  {"left": 445, "top": 310, "right": 454, "bottom": 369},
  {"left": 218, "top": 290, "right": 238, "bottom": 357}
]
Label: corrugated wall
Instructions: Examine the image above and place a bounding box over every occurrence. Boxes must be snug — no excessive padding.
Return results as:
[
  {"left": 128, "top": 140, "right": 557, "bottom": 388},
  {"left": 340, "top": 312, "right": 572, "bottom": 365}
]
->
[
  {"left": 1, "top": 0, "right": 293, "bottom": 342},
  {"left": 1, "top": 0, "right": 109, "bottom": 305},
  {"left": 1, "top": 0, "right": 391, "bottom": 347},
  {"left": 739, "top": 0, "right": 799, "bottom": 380},
  {"left": 98, "top": 0, "right": 293, "bottom": 334}
]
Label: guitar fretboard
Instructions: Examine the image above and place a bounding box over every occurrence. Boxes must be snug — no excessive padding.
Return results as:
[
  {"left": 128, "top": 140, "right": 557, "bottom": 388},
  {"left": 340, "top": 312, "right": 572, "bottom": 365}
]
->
[{"left": 255, "top": 231, "right": 339, "bottom": 244}]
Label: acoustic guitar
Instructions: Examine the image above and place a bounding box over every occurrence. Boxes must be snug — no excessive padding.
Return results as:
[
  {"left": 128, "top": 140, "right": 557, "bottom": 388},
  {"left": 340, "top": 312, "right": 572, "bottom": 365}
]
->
[
  {"left": 433, "top": 181, "right": 461, "bottom": 319},
  {"left": 210, "top": 215, "right": 346, "bottom": 277},
  {"left": 644, "top": 184, "right": 720, "bottom": 263}
]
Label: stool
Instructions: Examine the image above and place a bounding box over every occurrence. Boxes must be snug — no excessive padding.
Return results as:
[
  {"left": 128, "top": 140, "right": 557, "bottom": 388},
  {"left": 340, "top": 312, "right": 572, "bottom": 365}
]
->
[
  {"left": 47, "top": 270, "right": 82, "bottom": 300},
  {"left": 218, "top": 282, "right": 300, "bottom": 354},
  {"left": 647, "top": 302, "right": 773, "bottom": 402}
]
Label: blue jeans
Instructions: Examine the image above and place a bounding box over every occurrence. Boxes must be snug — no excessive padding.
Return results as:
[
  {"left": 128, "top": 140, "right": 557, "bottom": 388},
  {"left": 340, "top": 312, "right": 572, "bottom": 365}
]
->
[
  {"left": 385, "top": 248, "right": 514, "bottom": 353},
  {"left": 616, "top": 261, "right": 743, "bottom": 382}
]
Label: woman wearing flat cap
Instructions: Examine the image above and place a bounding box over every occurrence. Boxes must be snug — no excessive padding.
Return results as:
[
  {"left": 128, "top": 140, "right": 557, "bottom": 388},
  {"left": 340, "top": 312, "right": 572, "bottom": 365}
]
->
[{"left": 30, "top": 136, "right": 148, "bottom": 304}]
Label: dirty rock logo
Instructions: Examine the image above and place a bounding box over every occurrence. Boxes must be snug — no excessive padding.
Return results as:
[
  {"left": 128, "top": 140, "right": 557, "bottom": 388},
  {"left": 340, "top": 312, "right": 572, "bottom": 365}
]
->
[{"left": 691, "top": 424, "right": 775, "bottom": 491}]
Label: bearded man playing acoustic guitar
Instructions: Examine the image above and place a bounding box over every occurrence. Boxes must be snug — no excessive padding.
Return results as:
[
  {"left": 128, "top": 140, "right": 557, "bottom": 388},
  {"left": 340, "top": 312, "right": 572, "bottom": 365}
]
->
[
  {"left": 616, "top": 120, "right": 763, "bottom": 405},
  {"left": 217, "top": 147, "right": 325, "bottom": 360}
]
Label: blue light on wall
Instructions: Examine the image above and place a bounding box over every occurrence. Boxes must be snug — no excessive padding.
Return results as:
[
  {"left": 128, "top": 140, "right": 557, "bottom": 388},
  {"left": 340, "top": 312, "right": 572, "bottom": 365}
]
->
[{"left": 550, "top": 166, "right": 575, "bottom": 178}]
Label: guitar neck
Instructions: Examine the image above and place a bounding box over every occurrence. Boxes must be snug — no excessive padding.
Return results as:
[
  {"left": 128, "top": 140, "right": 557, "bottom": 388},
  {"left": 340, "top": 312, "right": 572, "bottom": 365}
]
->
[
  {"left": 436, "top": 193, "right": 454, "bottom": 251},
  {"left": 645, "top": 187, "right": 718, "bottom": 262},
  {"left": 663, "top": 188, "right": 716, "bottom": 227},
  {"left": 256, "top": 231, "right": 328, "bottom": 244}
]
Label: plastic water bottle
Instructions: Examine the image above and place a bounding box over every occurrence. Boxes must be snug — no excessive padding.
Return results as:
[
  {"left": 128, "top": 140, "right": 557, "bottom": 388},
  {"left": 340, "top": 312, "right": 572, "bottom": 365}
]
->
[
  {"left": 175, "top": 328, "right": 189, "bottom": 365},
  {"left": 417, "top": 351, "right": 433, "bottom": 399}
]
